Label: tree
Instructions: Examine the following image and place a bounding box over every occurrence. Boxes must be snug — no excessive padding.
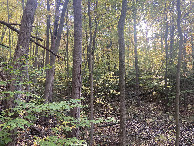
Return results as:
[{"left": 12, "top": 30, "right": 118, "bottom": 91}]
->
[
  {"left": 175, "top": 0, "right": 183, "bottom": 145},
  {"left": 164, "top": 3, "right": 169, "bottom": 110},
  {"left": 44, "top": 0, "right": 51, "bottom": 103},
  {"left": 8, "top": 0, "right": 37, "bottom": 144},
  {"left": 44, "top": 0, "right": 69, "bottom": 102},
  {"left": 88, "top": 0, "right": 94, "bottom": 145},
  {"left": 11, "top": 0, "right": 37, "bottom": 105},
  {"left": 133, "top": 0, "right": 140, "bottom": 106},
  {"left": 71, "top": 0, "right": 82, "bottom": 138},
  {"left": 118, "top": 0, "right": 127, "bottom": 145}
]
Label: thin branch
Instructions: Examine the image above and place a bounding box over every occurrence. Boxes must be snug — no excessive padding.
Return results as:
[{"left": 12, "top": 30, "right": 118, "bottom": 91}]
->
[
  {"left": 9, "top": 23, "right": 35, "bottom": 27},
  {"left": 30, "top": 38, "right": 62, "bottom": 59}
]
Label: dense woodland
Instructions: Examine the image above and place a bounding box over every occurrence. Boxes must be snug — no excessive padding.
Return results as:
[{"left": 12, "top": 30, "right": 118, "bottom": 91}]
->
[{"left": 0, "top": 0, "right": 193, "bottom": 145}]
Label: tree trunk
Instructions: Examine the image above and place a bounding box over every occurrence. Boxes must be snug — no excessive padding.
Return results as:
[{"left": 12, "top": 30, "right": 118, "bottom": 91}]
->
[
  {"left": 7, "top": 0, "right": 11, "bottom": 58},
  {"left": 12, "top": 0, "right": 37, "bottom": 101},
  {"left": 66, "top": 9, "right": 69, "bottom": 79},
  {"left": 44, "top": 0, "right": 51, "bottom": 103},
  {"left": 175, "top": 0, "right": 183, "bottom": 145},
  {"left": 88, "top": 0, "right": 93, "bottom": 145},
  {"left": 164, "top": 9, "right": 169, "bottom": 111},
  {"left": 192, "top": 35, "right": 194, "bottom": 70},
  {"left": 8, "top": 0, "right": 37, "bottom": 144},
  {"left": 71, "top": 0, "right": 82, "bottom": 138},
  {"left": 44, "top": 0, "right": 69, "bottom": 102},
  {"left": 88, "top": 1, "right": 98, "bottom": 145},
  {"left": 133, "top": 0, "right": 140, "bottom": 106},
  {"left": 169, "top": 15, "right": 175, "bottom": 64},
  {"left": 118, "top": 0, "right": 127, "bottom": 145}
]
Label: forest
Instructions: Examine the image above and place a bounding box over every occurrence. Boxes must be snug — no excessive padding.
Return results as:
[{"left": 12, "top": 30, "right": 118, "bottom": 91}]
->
[{"left": 0, "top": 0, "right": 193, "bottom": 145}]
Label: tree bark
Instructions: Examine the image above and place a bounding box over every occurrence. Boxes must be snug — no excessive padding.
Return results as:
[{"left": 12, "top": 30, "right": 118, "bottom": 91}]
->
[
  {"left": 7, "top": 0, "right": 37, "bottom": 144},
  {"left": 175, "top": 0, "right": 183, "bottom": 145},
  {"left": 71, "top": 0, "right": 82, "bottom": 138},
  {"left": 118, "top": 0, "right": 127, "bottom": 145}
]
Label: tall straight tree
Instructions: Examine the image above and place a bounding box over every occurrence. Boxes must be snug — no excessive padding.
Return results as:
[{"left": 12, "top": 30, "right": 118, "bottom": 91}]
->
[
  {"left": 118, "top": 0, "right": 127, "bottom": 145},
  {"left": 44, "top": 0, "right": 69, "bottom": 102},
  {"left": 164, "top": 4, "right": 169, "bottom": 110},
  {"left": 88, "top": 1, "right": 98, "bottom": 145},
  {"left": 44, "top": 0, "right": 51, "bottom": 103},
  {"left": 88, "top": 0, "right": 94, "bottom": 145},
  {"left": 175, "top": 0, "right": 183, "bottom": 145},
  {"left": 71, "top": 0, "right": 82, "bottom": 138},
  {"left": 133, "top": 0, "right": 140, "bottom": 106}
]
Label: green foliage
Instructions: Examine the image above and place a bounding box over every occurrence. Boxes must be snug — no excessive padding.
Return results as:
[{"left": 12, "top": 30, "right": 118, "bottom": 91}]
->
[{"left": 0, "top": 97, "right": 89, "bottom": 145}]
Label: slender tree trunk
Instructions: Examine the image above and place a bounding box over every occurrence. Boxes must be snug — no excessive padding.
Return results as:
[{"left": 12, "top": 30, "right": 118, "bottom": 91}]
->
[
  {"left": 192, "top": 35, "right": 194, "bottom": 70},
  {"left": 7, "top": 0, "right": 11, "bottom": 58},
  {"left": 34, "top": 25, "right": 39, "bottom": 83},
  {"left": 118, "top": 0, "right": 127, "bottom": 145},
  {"left": 169, "top": 18, "right": 175, "bottom": 65},
  {"left": 133, "top": 0, "right": 140, "bottom": 106},
  {"left": 66, "top": 9, "right": 69, "bottom": 78},
  {"left": 175, "top": 0, "right": 183, "bottom": 145},
  {"left": 88, "top": 0, "right": 98, "bottom": 145},
  {"left": 164, "top": 10, "right": 169, "bottom": 111},
  {"left": 44, "top": 0, "right": 51, "bottom": 103},
  {"left": 71, "top": 0, "right": 82, "bottom": 138}
]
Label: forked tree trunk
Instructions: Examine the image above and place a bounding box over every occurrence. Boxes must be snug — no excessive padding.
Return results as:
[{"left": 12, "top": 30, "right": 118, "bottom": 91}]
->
[
  {"left": 118, "top": 0, "right": 127, "bottom": 145},
  {"left": 175, "top": 0, "right": 183, "bottom": 145},
  {"left": 71, "top": 0, "right": 82, "bottom": 138},
  {"left": 44, "top": 0, "right": 69, "bottom": 102}
]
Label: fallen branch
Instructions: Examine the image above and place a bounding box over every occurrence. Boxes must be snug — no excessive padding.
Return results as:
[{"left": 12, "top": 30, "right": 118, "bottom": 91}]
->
[{"left": 0, "top": 20, "right": 43, "bottom": 41}]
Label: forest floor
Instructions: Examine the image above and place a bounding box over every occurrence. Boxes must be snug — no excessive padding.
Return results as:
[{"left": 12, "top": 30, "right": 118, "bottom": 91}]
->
[
  {"left": 93, "top": 94, "right": 194, "bottom": 145},
  {"left": 16, "top": 93, "right": 193, "bottom": 145}
]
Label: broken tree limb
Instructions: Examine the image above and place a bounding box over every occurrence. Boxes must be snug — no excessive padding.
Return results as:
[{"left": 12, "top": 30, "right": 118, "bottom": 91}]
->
[
  {"left": 0, "top": 20, "right": 62, "bottom": 59},
  {"left": 0, "top": 20, "right": 43, "bottom": 41}
]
